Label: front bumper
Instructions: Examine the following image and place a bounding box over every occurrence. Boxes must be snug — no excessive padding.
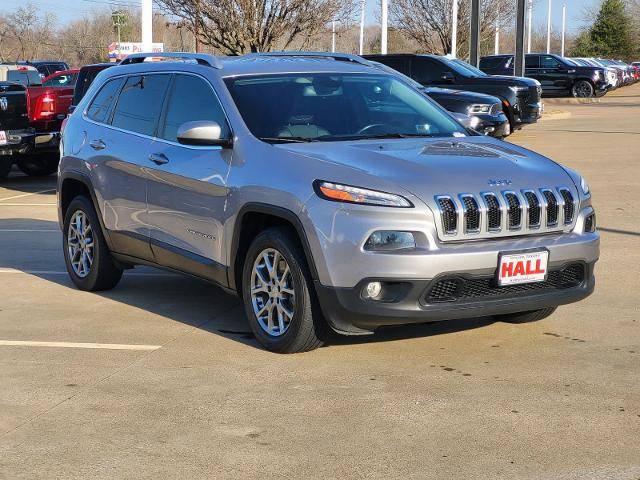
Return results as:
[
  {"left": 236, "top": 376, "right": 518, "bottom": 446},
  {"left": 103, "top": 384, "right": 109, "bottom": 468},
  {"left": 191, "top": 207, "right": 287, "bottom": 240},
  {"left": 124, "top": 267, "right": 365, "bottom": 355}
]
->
[
  {"left": 0, "top": 128, "right": 35, "bottom": 156},
  {"left": 475, "top": 113, "right": 511, "bottom": 138},
  {"left": 317, "top": 261, "right": 596, "bottom": 334}
]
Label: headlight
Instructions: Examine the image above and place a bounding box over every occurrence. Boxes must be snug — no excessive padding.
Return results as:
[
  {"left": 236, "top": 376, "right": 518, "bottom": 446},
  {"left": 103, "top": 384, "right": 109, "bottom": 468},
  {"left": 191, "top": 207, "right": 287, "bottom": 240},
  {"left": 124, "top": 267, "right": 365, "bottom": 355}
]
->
[
  {"left": 468, "top": 104, "right": 492, "bottom": 114},
  {"left": 315, "top": 181, "right": 413, "bottom": 208},
  {"left": 509, "top": 85, "right": 528, "bottom": 93},
  {"left": 468, "top": 115, "right": 482, "bottom": 130},
  {"left": 580, "top": 176, "right": 590, "bottom": 195},
  {"left": 364, "top": 231, "right": 416, "bottom": 251}
]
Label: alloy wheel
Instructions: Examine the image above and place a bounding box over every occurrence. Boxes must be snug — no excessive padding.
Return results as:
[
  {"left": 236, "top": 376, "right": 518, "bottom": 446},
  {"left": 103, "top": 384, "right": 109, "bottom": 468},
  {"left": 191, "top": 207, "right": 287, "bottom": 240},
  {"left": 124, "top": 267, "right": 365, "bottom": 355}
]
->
[
  {"left": 250, "top": 248, "right": 296, "bottom": 336},
  {"left": 67, "top": 210, "right": 94, "bottom": 278}
]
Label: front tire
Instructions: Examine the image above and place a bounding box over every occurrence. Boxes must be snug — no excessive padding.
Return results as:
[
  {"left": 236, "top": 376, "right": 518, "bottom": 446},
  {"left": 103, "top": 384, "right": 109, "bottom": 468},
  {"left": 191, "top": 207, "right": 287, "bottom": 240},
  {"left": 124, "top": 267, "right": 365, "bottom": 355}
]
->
[
  {"left": 495, "top": 307, "right": 557, "bottom": 324},
  {"left": 571, "top": 80, "right": 594, "bottom": 98},
  {"left": 242, "top": 227, "right": 325, "bottom": 353},
  {"left": 63, "top": 196, "right": 123, "bottom": 291}
]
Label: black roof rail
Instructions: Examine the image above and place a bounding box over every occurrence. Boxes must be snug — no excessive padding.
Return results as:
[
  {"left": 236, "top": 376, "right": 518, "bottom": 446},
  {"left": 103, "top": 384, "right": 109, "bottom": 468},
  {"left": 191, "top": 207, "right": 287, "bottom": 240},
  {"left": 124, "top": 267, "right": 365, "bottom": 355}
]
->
[
  {"left": 120, "top": 52, "right": 223, "bottom": 69},
  {"left": 248, "top": 51, "right": 374, "bottom": 67}
]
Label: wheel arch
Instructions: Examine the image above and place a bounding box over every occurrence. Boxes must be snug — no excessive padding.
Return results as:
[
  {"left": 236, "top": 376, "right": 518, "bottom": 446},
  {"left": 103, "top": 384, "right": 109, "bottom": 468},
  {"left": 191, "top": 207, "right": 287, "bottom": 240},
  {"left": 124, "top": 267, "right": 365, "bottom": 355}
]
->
[{"left": 228, "top": 203, "right": 319, "bottom": 295}]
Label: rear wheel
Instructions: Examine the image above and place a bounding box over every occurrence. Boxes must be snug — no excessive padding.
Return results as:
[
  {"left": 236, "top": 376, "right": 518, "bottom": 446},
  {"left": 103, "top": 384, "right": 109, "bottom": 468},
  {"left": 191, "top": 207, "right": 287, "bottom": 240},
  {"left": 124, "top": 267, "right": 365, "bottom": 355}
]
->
[
  {"left": 242, "top": 227, "right": 325, "bottom": 353},
  {"left": 17, "top": 153, "right": 58, "bottom": 177},
  {"left": 571, "top": 80, "right": 594, "bottom": 98},
  {"left": 495, "top": 307, "right": 557, "bottom": 324},
  {"left": 63, "top": 196, "right": 123, "bottom": 291}
]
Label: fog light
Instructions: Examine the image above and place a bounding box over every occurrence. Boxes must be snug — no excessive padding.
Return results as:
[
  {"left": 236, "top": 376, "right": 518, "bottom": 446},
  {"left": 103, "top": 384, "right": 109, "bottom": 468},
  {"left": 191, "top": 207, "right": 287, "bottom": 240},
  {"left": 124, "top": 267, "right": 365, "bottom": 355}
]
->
[
  {"left": 584, "top": 212, "right": 596, "bottom": 233},
  {"left": 364, "top": 281, "right": 382, "bottom": 299},
  {"left": 364, "top": 231, "right": 416, "bottom": 251}
]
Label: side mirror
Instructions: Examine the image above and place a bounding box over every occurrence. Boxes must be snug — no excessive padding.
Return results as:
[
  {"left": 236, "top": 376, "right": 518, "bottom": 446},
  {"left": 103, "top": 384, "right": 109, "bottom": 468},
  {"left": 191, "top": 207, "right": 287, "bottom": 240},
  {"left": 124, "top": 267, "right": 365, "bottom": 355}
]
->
[
  {"left": 177, "top": 120, "right": 232, "bottom": 148},
  {"left": 441, "top": 71, "right": 455, "bottom": 83}
]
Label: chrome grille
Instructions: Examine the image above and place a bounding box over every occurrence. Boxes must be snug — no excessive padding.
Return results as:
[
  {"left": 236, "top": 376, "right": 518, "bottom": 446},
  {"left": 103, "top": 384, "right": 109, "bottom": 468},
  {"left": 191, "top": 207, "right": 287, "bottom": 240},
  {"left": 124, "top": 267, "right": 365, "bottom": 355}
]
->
[{"left": 433, "top": 187, "right": 577, "bottom": 241}]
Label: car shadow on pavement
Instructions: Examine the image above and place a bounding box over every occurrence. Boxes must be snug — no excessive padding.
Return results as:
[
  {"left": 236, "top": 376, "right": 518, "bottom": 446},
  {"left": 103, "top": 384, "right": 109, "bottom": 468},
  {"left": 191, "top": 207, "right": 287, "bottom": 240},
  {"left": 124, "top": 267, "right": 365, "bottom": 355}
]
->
[
  {"left": 0, "top": 169, "right": 57, "bottom": 195},
  {"left": 0, "top": 217, "right": 498, "bottom": 351}
]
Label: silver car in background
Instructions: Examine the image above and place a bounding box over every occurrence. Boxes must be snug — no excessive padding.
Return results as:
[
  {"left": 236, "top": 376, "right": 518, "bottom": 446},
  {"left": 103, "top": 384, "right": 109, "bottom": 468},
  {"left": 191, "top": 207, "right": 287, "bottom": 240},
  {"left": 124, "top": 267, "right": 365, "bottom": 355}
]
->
[{"left": 58, "top": 52, "right": 598, "bottom": 353}]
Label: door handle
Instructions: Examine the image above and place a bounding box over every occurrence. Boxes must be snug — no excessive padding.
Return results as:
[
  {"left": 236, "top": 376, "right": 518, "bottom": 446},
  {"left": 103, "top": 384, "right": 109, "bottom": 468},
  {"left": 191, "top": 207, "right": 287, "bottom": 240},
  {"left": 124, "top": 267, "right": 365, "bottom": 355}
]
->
[
  {"left": 149, "top": 153, "right": 169, "bottom": 165},
  {"left": 89, "top": 139, "right": 106, "bottom": 150}
]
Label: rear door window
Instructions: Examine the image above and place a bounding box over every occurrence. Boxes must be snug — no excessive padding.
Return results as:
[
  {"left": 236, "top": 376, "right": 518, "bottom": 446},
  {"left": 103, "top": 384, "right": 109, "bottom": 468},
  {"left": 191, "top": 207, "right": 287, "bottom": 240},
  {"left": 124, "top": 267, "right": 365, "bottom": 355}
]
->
[
  {"left": 111, "top": 74, "right": 170, "bottom": 136},
  {"left": 159, "top": 74, "right": 229, "bottom": 143},
  {"left": 86, "top": 77, "right": 124, "bottom": 124}
]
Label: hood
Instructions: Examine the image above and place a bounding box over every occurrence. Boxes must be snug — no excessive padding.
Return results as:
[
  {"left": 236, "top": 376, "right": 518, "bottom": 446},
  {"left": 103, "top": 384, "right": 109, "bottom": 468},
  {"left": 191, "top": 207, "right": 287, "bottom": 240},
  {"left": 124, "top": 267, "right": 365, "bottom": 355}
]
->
[
  {"left": 472, "top": 75, "right": 539, "bottom": 87},
  {"left": 276, "top": 136, "right": 572, "bottom": 204},
  {"left": 423, "top": 87, "right": 500, "bottom": 105}
]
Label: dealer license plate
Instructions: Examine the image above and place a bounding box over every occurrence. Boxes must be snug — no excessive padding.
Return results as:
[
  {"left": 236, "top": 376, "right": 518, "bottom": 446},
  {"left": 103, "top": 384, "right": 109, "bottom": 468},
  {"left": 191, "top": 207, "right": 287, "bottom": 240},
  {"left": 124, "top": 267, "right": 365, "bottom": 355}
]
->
[
  {"left": 0, "top": 131, "right": 7, "bottom": 146},
  {"left": 498, "top": 250, "right": 549, "bottom": 286}
]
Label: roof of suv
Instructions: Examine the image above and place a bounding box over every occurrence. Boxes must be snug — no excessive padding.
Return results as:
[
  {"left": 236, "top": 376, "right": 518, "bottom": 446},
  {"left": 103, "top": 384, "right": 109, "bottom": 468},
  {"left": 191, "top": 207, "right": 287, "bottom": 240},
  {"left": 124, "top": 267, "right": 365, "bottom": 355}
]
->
[{"left": 103, "top": 53, "right": 380, "bottom": 79}]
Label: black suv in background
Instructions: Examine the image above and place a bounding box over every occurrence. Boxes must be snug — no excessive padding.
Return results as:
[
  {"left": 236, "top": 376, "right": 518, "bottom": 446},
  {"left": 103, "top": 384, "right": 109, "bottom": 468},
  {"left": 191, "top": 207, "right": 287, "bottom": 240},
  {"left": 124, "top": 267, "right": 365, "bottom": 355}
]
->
[
  {"left": 18, "top": 60, "right": 70, "bottom": 79},
  {"left": 480, "top": 53, "right": 609, "bottom": 98},
  {"left": 70, "top": 63, "right": 115, "bottom": 112},
  {"left": 364, "top": 54, "right": 542, "bottom": 131},
  {"left": 0, "top": 82, "right": 35, "bottom": 178}
]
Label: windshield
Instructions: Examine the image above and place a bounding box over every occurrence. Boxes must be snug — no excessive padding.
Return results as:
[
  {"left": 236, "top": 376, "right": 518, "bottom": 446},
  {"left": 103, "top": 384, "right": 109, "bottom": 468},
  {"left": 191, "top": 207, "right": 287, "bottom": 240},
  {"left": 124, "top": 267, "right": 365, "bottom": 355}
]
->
[
  {"left": 445, "top": 58, "right": 487, "bottom": 78},
  {"left": 225, "top": 73, "right": 466, "bottom": 142}
]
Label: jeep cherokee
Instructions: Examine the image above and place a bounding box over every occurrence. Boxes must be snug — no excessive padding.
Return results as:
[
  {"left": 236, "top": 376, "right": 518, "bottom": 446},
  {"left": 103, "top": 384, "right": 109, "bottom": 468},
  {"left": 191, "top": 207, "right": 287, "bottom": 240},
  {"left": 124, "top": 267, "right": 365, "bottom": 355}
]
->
[{"left": 58, "top": 52, "right": 599, "bottom": 353}]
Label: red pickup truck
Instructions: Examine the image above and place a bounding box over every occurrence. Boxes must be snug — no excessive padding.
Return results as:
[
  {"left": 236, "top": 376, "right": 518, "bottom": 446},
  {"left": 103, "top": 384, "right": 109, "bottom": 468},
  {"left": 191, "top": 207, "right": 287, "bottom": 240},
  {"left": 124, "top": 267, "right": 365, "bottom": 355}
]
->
[{"left": 19, "top": 68, "right": 78, "bottom": 175}]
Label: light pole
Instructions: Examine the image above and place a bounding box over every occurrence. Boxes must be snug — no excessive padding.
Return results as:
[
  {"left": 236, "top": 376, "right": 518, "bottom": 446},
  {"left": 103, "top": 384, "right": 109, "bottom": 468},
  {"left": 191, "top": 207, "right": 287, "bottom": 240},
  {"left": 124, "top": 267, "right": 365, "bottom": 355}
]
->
[
  {"left": 332, "top": 20, "right": 336, "bottom": 53},
  {"left": 359, "top": 0, "right": 365, "bottom": 55},
  {"left": 141, "top": 0, "right": 153, "bottom": 51},
  {"left": 561, "top": 3, "right": 566, "bottom": 57},
  {"left": 451, "top": 0, "right": 458, "bottom": 57},
  {"left": 546, "top": 0, "right": 552, "bottom": 54},
  {"left": 381, "top": 0, "right": 388, "bottom": 54},
  {"left": 527, "top": 0, "right": 533, "bottom": 53}
]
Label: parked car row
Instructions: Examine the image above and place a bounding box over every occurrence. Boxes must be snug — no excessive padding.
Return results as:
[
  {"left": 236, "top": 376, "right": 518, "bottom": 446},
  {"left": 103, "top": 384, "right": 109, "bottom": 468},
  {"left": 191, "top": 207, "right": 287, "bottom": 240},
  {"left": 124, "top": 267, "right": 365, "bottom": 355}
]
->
[
  {"left": 56, "top": 51, "right": 598, "bottom": 353},
  {"left": 479, "top": 53, "right": 639, "bottom": 98}
]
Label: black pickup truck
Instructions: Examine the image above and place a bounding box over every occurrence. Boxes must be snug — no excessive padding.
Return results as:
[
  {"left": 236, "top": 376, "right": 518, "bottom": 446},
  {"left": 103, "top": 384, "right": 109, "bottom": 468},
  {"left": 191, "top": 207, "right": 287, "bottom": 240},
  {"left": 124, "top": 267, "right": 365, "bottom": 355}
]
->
[
  {"left": 364, "top": 54, "right": 543, "bottom": 131},
  {"left": 480, "top": 53, "right": 609, "bottom": 98},
  {"left": 0, "top": 82, "right": 35, "bottom": 179}
]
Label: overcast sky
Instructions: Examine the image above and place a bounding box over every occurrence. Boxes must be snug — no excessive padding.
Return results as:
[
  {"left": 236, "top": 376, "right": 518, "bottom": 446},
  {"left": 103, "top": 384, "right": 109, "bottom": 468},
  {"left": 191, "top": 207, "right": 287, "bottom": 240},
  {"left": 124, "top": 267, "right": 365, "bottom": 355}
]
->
[{"left": 6, "top": 0, "right": 600, "bottom": 34}]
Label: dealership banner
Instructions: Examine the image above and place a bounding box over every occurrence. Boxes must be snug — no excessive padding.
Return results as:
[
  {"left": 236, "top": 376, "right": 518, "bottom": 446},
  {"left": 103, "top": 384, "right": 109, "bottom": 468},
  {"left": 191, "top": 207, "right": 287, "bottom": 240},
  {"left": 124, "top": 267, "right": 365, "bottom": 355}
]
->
[{"left": 107, "top": 42, "right": 164, "bottom": 61}]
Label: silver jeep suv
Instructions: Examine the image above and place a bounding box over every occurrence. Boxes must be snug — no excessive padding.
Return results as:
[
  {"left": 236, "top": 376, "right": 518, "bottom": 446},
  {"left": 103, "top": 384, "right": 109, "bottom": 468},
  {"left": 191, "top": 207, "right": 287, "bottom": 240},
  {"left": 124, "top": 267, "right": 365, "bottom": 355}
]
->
[{"left": 58, "top": 52, "right": 599, "bottom": 353}]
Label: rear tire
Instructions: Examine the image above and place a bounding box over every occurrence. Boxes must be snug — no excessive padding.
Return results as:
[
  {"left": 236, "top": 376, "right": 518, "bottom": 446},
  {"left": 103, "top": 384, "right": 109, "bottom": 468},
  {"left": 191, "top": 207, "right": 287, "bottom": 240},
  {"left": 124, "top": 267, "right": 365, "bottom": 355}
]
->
[
  {"left": 242, "top": 227, "right": 325, "bottom": 353},
  {"left": 571, "top": 80, "right": 594, "bottom": 98},
  {"left": 0, "top": 160, "right": 11, "bottom": 179},
  {"left": 63, "top": 196, "right": 123, "bottom": 291},
  {"left": 17, "top": 153, "right": 58, "bottom": 177},
  {"left": 495, "top": 307, "right": 557, "bottom": 324}
]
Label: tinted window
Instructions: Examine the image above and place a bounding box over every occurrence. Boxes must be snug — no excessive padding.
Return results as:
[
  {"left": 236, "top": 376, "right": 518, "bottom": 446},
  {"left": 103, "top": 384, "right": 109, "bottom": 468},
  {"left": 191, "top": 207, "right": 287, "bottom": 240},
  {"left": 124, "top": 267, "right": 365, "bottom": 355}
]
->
[
  {"left": 480, "top": 57, "right": 511, "bottom": 69},
  {"left": 112, "top": 74, "right": 170, "bottom": 136},
  {"left": 377, "top": 57, "right": 410, "bottom": 75},
  {"left": 7, "top": 70, "right": 42, "bottom": 86},
  {"left": 525, "top": 56, "right": 540, "bottom": 68},
  {"left": 87, "top": 77, "right": 124, "bottom": 123},
  {"left": 411, "top": 58, "right": 444, "bottom": 83},
  {"left": 540, "top": 55, "right": 560, "bottom": 69},
  {"left": 160, "top": 74, "right": 229, "bottom": 142},
  {"left": 43, "top": 72, "right": 78, "bottom": 87}
]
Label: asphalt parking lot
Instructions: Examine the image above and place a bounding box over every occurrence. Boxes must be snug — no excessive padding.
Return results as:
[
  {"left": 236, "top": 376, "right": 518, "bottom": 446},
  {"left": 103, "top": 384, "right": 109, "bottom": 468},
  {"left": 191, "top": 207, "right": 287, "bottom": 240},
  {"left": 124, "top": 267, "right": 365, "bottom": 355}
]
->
[{"left": 1, "top": 85, "right": 639, "bottom": 479}]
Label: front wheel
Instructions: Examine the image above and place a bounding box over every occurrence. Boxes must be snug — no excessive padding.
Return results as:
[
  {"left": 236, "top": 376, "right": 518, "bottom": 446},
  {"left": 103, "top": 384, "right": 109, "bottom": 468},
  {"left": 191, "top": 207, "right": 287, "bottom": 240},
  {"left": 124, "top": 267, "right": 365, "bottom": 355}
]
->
[
  {"left": 494, "top": 307, "right": 557, "bottom": 324},
  {"left": 63, "top": 196, "right": 123, "bottom": 291},
  {"left": 242, "top": 227, "right": 325, "bottom": 353},
  {"left": 571, "top": 80, "right": 594, "bottom": 98}
]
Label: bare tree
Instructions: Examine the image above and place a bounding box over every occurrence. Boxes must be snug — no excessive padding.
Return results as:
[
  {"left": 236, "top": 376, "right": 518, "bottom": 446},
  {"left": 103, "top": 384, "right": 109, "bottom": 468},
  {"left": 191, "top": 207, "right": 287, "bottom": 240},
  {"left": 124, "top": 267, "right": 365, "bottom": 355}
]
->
[
  {"left": 155, "top": 0, "right": 357, "bottom": 55},
  {"left": 389, "top": 0, "right": 514, "bottom": 57}
]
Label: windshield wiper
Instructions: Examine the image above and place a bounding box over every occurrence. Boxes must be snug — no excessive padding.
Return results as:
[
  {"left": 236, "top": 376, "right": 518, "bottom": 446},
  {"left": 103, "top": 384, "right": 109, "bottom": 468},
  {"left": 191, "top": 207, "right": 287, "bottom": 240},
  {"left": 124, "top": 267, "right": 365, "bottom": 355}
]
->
[
  {"left": 332, "top": 133, "right": 435, "bottom": 141},
  {"left": 259, "top": 136, "right": 318, "bottom": 144}
]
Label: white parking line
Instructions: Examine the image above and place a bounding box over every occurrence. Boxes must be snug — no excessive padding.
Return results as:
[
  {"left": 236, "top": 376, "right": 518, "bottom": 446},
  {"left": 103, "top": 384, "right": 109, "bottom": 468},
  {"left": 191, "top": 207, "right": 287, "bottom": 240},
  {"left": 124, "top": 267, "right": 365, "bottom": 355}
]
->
[
  {"left": 0, "top": 340, "right": 161, "bottom": 351},
  {"left": 0, "top": 229, "right": 59, "bottom": 232},
  {"left": 0, "top": 189, "right": 56, "bottom": 202},
  {"left": 0, "top": 203, "right": 56, "bottom": 206}
]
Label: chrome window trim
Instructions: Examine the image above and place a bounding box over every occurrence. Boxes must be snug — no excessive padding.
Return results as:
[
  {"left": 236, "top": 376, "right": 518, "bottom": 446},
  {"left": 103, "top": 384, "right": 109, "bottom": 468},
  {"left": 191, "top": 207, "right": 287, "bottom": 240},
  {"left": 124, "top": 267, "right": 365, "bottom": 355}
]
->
[{"left": 82, "top": 70, "right": 234, "bottom": 152}]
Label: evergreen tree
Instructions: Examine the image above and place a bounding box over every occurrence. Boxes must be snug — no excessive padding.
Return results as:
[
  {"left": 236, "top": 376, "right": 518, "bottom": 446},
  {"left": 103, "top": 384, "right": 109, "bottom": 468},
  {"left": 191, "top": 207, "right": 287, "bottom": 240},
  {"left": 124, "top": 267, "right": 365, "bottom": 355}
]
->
[{"left": 589, "top": 0, "right": 635, "bottom": 59}]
